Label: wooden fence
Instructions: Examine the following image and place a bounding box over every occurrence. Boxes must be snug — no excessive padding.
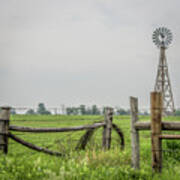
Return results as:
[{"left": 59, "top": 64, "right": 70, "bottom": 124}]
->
[
  {"left": 0, "top": 107, "right": 124, "bottom": 156},
  {"left": 130, "top": 92, "right": 180, "bottom": 172}
]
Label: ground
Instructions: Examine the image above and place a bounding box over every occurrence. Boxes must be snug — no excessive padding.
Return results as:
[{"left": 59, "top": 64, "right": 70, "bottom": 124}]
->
[{"left": 0, "top": 115, "right": 180, "bottom": 180}]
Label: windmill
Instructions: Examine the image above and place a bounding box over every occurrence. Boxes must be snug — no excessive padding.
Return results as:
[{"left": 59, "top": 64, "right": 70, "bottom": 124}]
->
[{"left": 152, "top": 27, "right": 175, "bottom": 116}]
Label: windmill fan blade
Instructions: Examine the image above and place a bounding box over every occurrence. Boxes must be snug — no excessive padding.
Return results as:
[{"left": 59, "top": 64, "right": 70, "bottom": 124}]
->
[{"left": 152, "top": 27, "right": 173, "bottom": 48}]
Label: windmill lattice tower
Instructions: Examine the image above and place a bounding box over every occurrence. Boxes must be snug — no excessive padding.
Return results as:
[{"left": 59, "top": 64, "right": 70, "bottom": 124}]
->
[{"left": 153, "top": 27, "right": 175, "bottom": 116}]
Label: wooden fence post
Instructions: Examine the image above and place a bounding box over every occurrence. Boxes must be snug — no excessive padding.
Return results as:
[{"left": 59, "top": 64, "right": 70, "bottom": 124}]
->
[
  {"left": 130, "top": 97, "right": 140, "bottom": 169},
  {"left": 0, "top": 107, "right": 11, "bottom": 154},
  {"left": 102, "top": 107, "right": 113, "bottom": 150},
  {"left": 151, "top": 92, "right": 162, "bottom": 172}
]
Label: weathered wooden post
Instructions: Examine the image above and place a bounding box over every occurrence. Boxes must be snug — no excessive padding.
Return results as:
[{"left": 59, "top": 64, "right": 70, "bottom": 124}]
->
[
  {"left": 130, "top": 97, "right": 140, "bottom": 169},
  {"left": 102, "top": 107, "right": 113, "bottom": 150},
  {"left": 0, "top": 107, "right": 11, "bottom": 154},
  {"left": 151, "top": 92, "right": 162, "bottom": 172}
]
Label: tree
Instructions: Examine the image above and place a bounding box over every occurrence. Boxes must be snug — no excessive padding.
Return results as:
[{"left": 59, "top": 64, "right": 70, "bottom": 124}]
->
[
  {"left": 175, "top": 109, "right": 180, "bottom": 116},
  {"left": 11, "top": 108, "right": 16, "bottom": 115},
  {"left": 102, "top": 107, "right": 106, "bottom": 115},
  {"left": 66, "top": 105, "right": 101, "bottom": 115},
  {"left": 66, "top": 107, "right": 74, "bottom": 115},
  {"left": 37, "top": 103, "right": 51, "bottom": 115},
  {"left": 143, "top": 111, "right": 149, "bottom": 116},
  {"left": 79, "top": 105, "right": 86, "bottom": 115},
  {"left": 66, "top": 107, "right": 79, "bottom": 115},
  {"left": 91, "top": 105, "right": 100, "bottom": 115},
  {"left": 26, "top": 109, "right": 36, "bottom": 115},
  {"left": 116, "top": 108, "right": 128, "bottom": 115},
  {"left": 72, "top": 107, "right": 79, "bottom": 115},
  {"left": 86, "top": 107, "right": 92, "bottom": 115}
]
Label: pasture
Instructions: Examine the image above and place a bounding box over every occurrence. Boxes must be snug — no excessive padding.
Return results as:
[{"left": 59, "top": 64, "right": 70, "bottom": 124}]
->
[{"left": 1, "top": 115, "right": 180, "bottom": 180}]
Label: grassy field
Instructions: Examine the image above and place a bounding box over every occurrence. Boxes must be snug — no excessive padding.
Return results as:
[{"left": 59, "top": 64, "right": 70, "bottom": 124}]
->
[{"left": 1, "top": 115, "right": 180, "bottom": 180}]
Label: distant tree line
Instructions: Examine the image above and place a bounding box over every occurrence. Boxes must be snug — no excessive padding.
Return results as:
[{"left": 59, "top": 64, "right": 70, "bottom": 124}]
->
[
  {"left": 9, "top": 104, "right": 149, "bottom": 116},
  {"left": 116, "top": 108, "right": 130, "bottom": 115},
  {"left": 26, "top": 103, "right": 51, "bottom": 115},
  {"left": 9, "top": 104, "right": 164, "bottom": 116},
  {"left": 66, "top": 105, "right": 133, "bottom": 115},
  {"left": 66, "top": 105, "right": 101, "bottom": 115}
]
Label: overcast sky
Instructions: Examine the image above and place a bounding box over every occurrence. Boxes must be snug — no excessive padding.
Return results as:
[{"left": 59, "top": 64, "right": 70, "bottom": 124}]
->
[{"left": 0, "top": 0, "right": 180, "bottom": 109}]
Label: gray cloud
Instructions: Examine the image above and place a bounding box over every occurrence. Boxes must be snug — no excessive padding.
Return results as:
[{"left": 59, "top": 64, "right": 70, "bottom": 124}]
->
[{"left": 0, "top": 0, "right": 180, "bottom": 109}]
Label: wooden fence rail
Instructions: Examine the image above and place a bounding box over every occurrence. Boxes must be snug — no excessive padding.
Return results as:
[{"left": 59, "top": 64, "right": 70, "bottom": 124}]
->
[
  {"left": 9, "top": 123, "right": 105, "bottom": 133},
  {"left": 8, "top": 132, "right": 63, "bottom": 156},
  {"left": 134, "top": 121, "right": 180, "bottom": 130},
  {"left": 0, "top": 107, "right": 124, "bottom": 156}
]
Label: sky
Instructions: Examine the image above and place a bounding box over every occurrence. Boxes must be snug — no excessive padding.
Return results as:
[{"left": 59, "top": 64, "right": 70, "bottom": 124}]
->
[{"left": 0, "top": 0, "right": 180, "bottom": 110}]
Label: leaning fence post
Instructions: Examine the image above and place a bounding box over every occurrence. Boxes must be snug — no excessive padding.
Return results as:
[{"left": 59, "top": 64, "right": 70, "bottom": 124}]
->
[
  {"left": 0, "top": 107, "right": 11, "bottom": 154},
  {"left": 102, "top": 107, "right": 113, "bottom": 150},
  {"left": 151, "top": 92, "right": 162, "bottom": 172},
  {"left": 130, "top": 97, "right": 139, "bottom": 169}
]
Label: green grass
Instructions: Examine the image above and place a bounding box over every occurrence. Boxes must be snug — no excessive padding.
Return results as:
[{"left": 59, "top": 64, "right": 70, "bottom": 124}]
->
[{"left": 0, "top": 115, "right": 180, "bottom": 180}]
